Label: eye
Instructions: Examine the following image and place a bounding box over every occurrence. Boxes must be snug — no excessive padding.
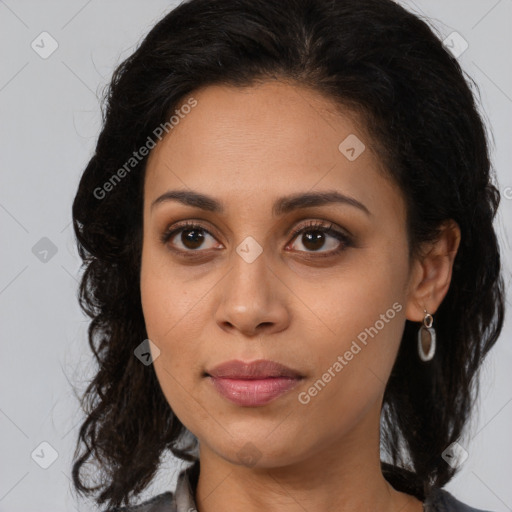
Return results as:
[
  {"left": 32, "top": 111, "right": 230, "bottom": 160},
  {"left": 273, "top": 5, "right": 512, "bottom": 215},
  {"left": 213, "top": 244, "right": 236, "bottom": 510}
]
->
[
  {"left": 160, "top": 219, "right": 353, "bottom": 258},
  {"left": 160, "top": 221, "right": 222, "bottom": 253},
  {"left": 287, "top": 220, "right": 352, "bottom": 256}
]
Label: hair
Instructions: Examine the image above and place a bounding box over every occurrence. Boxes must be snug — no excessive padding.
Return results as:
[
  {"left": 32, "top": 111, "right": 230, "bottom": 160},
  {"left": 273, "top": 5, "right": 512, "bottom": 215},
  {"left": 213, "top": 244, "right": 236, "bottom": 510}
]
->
[{"left": 71, "top": 0, "right": 505, "bottom": 509}]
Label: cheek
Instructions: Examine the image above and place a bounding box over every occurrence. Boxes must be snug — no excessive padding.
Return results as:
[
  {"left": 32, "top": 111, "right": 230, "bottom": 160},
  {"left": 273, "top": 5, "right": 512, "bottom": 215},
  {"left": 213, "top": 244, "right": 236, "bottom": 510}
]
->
[
  {"left": 140, "top": 244, "right": 196, "bottom": 342},
  {"left": 140, "top": 245, "right": 209, "bottom": 393},
  {"left": 140, "top": 260, "right": 205, "bottom": 428},
  {"left": 303, "top": 248, "right": 405, "bottom": 339},
  {"left": 300, "top": 248, "right": 407, "bottom": 394},
  {"left": 140, "top": 274, "right": 200, "bottom": 376}
]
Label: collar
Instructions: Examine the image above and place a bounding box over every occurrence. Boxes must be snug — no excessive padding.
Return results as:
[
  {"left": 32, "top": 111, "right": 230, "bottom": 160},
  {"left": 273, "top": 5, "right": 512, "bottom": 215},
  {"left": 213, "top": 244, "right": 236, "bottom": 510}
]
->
[{"left": 173, "top": 459, "right": 200, "bottom": 511}]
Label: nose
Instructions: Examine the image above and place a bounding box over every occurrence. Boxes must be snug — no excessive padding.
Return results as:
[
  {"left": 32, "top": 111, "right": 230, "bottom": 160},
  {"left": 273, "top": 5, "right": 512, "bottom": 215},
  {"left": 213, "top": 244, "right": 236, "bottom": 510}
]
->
[{"left": 214, "top": 248, "right": 291, "bottom": 337}]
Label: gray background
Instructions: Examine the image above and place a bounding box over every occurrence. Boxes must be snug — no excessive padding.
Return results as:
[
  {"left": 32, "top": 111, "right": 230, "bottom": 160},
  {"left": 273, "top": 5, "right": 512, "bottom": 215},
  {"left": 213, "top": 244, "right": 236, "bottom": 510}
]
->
[{"left": 0, "top": 1, "right": 511, "bottom": 510}]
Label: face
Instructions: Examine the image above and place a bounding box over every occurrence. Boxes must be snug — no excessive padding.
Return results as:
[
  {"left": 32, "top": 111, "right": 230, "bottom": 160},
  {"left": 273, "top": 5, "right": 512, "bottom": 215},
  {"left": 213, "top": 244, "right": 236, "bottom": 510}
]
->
[{"left": 140, "top": 80, "right": 416, "bottom": 468}]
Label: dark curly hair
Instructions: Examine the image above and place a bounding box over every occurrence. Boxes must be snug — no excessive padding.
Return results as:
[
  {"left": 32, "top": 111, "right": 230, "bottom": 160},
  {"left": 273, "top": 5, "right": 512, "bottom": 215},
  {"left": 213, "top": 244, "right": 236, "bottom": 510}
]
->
[{"left": 71, "top": 0, "right": 505, "bottom": 509}]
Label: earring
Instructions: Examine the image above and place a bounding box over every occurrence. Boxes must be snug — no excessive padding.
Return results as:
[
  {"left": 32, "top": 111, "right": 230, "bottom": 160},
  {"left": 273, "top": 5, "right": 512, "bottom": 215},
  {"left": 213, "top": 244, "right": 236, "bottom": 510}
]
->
[{"left": 417, "top": 309, "right": 436, "bottom": 361}]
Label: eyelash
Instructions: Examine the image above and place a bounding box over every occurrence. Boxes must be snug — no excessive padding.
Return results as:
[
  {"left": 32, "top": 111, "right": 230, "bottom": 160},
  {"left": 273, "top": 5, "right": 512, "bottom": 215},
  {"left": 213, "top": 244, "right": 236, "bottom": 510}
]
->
[{"left": 160, "top": 220, "right": 353, "bottom": 259}]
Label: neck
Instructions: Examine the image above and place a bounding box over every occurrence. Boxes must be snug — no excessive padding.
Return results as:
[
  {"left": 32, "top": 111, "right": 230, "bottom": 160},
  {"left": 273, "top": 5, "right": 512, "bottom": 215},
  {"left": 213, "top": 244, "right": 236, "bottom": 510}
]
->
[{"left": 194, "top": 406, "right": 423, "bottom": 512}]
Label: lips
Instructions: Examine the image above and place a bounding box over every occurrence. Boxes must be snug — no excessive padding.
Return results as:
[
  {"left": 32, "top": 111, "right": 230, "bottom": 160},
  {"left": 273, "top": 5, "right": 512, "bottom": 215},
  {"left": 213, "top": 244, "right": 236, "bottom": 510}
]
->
[
  {"left": 206, "top": 359, "right": 303, "bottom": 379},
  {"left": 205, "top": 359, "right": 304, "bottom": 407}
]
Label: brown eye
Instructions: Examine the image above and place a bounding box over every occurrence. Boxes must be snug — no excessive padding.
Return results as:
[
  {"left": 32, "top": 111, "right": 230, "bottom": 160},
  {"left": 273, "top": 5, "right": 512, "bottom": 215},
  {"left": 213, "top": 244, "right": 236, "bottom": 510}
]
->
[
  {"left": 298, "top": 230, "right": 331, "bottom": 251},
  {"left": 161, "top": 222, "right": 221, "bottom": 252},
  {"left": 288, "top": 221, "right": 352, "bottom": 256},
  {"left": 179, "top": 227, "right": 206, "bottom": 249}
]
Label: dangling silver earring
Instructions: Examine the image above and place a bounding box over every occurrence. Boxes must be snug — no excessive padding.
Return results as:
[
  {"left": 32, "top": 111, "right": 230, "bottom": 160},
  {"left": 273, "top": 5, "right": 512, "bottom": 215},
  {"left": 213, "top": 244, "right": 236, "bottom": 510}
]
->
[{"left": 418, "top": 309, "right": 436, "bottom": 361}]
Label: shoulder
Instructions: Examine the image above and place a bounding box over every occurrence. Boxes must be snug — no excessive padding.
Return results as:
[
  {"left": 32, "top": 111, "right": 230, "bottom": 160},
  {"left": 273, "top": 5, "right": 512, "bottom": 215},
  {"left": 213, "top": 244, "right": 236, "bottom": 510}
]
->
[
  {"left": 425, "top": 487, "right": 496, "bottom": 512},
  {"left": 104, "top": 492, "right": 176, "bottom": 512}
]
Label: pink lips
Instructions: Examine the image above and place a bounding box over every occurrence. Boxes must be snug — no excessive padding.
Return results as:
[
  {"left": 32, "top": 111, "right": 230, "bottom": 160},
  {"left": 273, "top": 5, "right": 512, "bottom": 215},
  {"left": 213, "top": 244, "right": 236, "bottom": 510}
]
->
[{"left": 205, "top": 359, "right": 303, "bottom": 407}]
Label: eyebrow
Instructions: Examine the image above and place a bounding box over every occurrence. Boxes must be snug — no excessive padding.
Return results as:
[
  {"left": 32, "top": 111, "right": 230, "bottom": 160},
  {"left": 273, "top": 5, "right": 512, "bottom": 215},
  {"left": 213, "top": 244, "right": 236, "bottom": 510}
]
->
[{"left": 150, "top": 189, "right": 371, "bottom": 216}]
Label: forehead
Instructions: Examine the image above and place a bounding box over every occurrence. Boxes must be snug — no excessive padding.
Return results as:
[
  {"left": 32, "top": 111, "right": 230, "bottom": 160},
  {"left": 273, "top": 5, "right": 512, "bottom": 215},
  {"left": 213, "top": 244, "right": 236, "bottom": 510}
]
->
[
  {"left": 144, "top": 81, "right": 403, "bottom": 222},
  {"left": 147, "top": 80, "right": 364, "bottom": 174}
]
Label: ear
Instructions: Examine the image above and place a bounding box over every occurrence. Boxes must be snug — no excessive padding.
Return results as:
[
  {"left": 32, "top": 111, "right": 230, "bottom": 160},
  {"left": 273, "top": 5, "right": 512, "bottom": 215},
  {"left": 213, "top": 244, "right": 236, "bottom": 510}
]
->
[{"left": 405, "top": 219, "right": 461, "bottom": 322}]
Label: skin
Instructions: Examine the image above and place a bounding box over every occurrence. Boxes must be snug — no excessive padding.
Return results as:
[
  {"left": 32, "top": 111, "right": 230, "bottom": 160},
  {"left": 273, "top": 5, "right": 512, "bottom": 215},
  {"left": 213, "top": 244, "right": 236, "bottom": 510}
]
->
[{"left": 140, "top": 80, "right": 461, "bottom": 512}]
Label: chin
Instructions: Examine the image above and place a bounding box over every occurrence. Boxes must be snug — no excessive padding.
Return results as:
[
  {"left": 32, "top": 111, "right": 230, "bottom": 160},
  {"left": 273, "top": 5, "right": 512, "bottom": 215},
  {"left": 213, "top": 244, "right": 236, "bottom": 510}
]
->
[{"left": 201, "top": 429, "right": 307, "bottom": 469}]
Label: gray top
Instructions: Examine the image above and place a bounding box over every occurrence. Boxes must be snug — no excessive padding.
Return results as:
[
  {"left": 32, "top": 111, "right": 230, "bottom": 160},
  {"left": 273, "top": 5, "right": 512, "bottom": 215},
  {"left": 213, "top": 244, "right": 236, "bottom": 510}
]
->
[{"left": 108, "top": 460, "right": 494, "bottom": 512}]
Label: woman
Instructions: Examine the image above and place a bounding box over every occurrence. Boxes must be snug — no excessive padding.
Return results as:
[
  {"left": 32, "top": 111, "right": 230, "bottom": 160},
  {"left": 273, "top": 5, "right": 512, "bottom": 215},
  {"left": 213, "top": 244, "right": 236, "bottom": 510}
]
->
[{"left": 71, "top": 0, "right": 505, "bottom": 511}]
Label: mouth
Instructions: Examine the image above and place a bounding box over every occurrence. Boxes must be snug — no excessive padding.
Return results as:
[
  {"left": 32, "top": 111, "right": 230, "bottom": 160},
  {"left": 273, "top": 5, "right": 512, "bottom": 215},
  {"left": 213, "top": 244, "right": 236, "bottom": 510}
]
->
[{"left": 204, "top": 359, "right": 304, "bottom": 407}]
